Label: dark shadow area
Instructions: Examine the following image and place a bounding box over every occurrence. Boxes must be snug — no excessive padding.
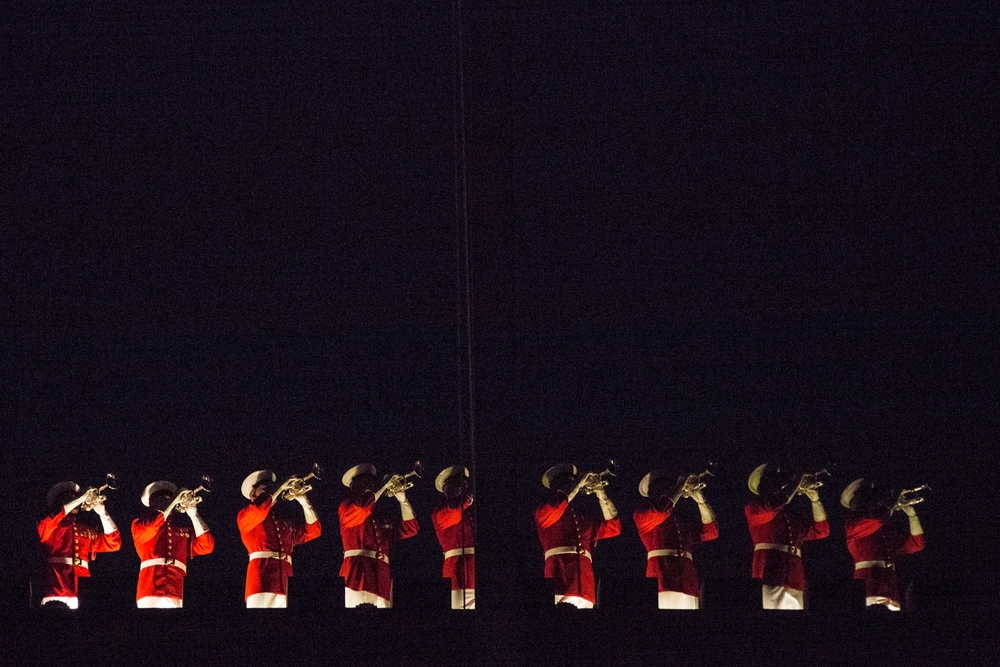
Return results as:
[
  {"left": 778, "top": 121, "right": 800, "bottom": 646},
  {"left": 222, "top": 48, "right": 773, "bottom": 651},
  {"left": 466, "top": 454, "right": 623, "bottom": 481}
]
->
[{"left": 13, "top": 599, "right": 998, "bottom": 666}]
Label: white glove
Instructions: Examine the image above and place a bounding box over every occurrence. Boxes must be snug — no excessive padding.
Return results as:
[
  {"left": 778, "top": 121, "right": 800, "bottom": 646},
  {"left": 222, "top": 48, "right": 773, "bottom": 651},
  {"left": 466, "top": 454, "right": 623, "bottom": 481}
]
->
[
  {"left": 904, "top": 506, "right": 923, "bottom": 535},
  {"left": 810, "top": 496, "right": 827, "bottom": 522},
  {"left": 596, "top": 490, "right": 618, "bottom": 520},
  {"left": 95, "top": 505, "right": 117, "bottom": 533},
  {"left": 187, "top": 507, "right": 210, "bottom": 536},
  {"left": 396, "top": 492, "right": 415, "bottom": 521},
  {"left": 297, "top": 495, "right": 319, "bottom": 524},
  {"left": 697, "top": 498, "right": 716, "bottom": 524}
]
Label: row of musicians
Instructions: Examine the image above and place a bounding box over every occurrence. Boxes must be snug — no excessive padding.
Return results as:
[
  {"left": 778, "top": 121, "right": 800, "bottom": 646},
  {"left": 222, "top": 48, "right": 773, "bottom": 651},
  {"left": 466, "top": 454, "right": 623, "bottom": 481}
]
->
[{"left": 37, "top": 463, "right": 925, "bottom": 612}]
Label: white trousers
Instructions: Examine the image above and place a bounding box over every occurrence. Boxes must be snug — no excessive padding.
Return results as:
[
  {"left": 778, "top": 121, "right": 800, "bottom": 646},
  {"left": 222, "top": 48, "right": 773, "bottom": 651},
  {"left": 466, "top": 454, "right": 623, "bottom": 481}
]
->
[
  {"left": 658, "top": 591, "right": 699, "bottom": 609},
  {"left": 451, "top": 588, "right": 475, "bottom": 610},
  {"left": 41, "top": 596, "right": 79, "bottom": 609},
  {"left": 246, "top": 592, "right": 287, "bottom": 608},
  {"left": 866, "top": 595, "right": 901, "bottom": 611},
  {"left": 345, "top": 587, "right": 391, "bottom": 608},
  {"left": 762, "top": 585, "right": 804, "bottom": 610},
  {"left": 554, "top": 594, "right": 594, "bottom": 609},
  {"left": 137, "top": 596, "right": 182, "bottom": 608}
]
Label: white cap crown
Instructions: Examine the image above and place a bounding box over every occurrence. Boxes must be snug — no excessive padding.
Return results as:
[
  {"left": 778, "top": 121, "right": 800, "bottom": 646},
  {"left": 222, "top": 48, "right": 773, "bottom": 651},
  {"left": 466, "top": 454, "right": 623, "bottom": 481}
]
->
[
  {"left": 748, "top": 464, "right": 769, "bottom": 494},
  {"left": 435, "top": 465, "right": 470, "bottom": 493},
  {"left": 342, "top": 463, "right": 377, "bottom": 488},
  {"left": 542, "top": 464, "right": 578, "bottom": 489},
  {"left": 47, "top": 481, "right": 80, "bottom": 510},
  {"left": 141, "top": 480, "right": 178, "bottom": 507},
  {"left": 841, "top": 478, "right": 867, "bottom": 509},
  {"left": 639, "top": 470, "right": 667, "bottom": 498},
  {"left": 241, "top": 470, "right": 276, "bottom": 500}
]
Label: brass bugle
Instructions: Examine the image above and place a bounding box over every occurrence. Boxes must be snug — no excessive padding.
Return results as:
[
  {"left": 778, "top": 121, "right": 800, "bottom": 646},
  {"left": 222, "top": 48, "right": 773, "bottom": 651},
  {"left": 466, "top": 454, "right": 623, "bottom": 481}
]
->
[
  {"left": 893, "top": 483, "right": 931, "bottom": 511},
  {"left": 682, "top": 465, "right": 716, "bottom": 497},
  {"left": 80, "top": 473, "right": 119, "bottom": 511},
  {"left": 173, "top": 474, "right": 214, "bottom": 513},
  {"left": 281, "top": 463, "right": 324, "bottom": 501},
  {"left": 379, "top": 461, "right": 426, "bottom": 496},
  {"left": 582, "top": 460, "right": 618, "bottom": 495},
  {"left": 797, "top": 468, "right": 830, "bottom": 493}
]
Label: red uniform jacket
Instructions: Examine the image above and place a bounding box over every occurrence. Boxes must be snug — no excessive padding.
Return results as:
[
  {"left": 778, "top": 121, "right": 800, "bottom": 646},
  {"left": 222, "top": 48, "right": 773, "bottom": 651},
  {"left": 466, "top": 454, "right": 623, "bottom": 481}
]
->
[
  {"left": 431, "top": 498, "right": 475, "bottom": 590},
  {"left": 634, "top": 502, "right": 719, "bottom": 596},
  {"left": 132, "top": 513, "right": 215, "bottom": 602},
  {"left": 535, "top": 498, "right": 621, "bottom": 603},
  {"left": 37, "top": 510, "right": 121, "bottom": 600},
  {"left": 845, "top": 512, "right": 924, "bottom": 604},
  {"left": 338, "top": 498, "right": 419, "bottom": 600},
  {"left": 745, "top": 498, "right": 829, "bottom": 590},
  {"left": 237, "top": 498, "right": 321, "bottom": 599}
]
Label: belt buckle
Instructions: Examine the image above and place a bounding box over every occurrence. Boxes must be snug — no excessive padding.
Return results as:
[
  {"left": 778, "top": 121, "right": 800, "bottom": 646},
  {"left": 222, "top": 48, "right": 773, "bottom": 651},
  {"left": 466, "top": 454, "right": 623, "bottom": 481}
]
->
[
  {"left": 279, "top": 553, "right": 288, "bottom": 562},
  {"left": 165, "top": 556, "right": 175, "bottom": 566},
  {"left": 72, "top": 556, "right": 82, "bottom": 566}
]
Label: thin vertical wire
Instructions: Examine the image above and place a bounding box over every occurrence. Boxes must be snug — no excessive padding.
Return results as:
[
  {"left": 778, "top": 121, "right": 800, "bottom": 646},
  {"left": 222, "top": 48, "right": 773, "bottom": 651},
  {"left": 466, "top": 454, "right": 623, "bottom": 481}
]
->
[
  {"left": 454, "top": 22, "right": 466, "bottom": 473},
  {"left": 452, "top": 0, "right": 475, "bottom": 486},
  {"left": 452, "top": 0, "right": 476, "bottom": 612}
]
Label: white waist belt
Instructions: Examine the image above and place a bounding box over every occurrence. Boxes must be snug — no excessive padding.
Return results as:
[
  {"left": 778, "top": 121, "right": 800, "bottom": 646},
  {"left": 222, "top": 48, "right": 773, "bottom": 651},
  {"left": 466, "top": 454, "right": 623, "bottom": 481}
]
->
[
  {"left": 647, "top": 549, "right": 693, "bottom": 560},
  {"left": 855, "top": 560, "right": 893, "bottom": 570},
  {"left": 48, "top": 556, "right": 88, "bottom": 570},
  {"left": 544, "top": 547, "right": 592, "bottom": 561},
  {"left": 754, "top": 543, "right": 802, "bottom": 557},
  {"left": 140, "top": 558, "right": 187, "bottom": 573},
  {"left": 344, "top": 549, "right": 389, "bottom": 564},
  {"left": 249, "top": 551, "right": 292, "bottom": 566},
  {"left": 444, "top": 547, "right": 475, "bottom": 559}
]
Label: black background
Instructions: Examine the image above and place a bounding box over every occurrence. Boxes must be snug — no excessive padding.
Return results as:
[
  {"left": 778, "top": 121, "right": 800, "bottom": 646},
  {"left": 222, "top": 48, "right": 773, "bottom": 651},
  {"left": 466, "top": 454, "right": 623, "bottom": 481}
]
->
[{"left": 2, "top": 0, "right": 996, "bottom": 645}]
